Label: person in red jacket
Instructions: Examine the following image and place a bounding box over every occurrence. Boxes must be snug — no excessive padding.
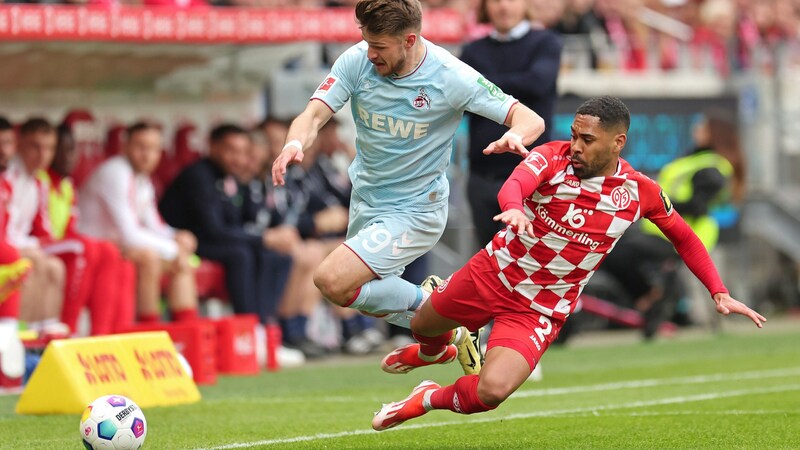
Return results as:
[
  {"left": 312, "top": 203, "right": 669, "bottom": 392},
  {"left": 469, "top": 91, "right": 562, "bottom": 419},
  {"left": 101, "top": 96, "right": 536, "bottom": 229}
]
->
[
  {"left": 3, "top": 118, "right": 66, "bottom": 335},
  {"left": 0, "top": 174, "right": 32, "bottom": 385},
  {"left": 33, "top": 121, "right": 136, "bottom": 335},
  {"left": 0, "top": 117, "right": 33, "bottom": 385},
  {"left": 372, "top": 96, "right": 766, "bottom": 431}
]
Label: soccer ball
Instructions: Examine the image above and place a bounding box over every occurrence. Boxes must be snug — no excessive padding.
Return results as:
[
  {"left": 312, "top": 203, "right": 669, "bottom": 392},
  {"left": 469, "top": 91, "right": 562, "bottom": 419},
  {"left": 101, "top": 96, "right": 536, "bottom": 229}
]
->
[{"left": 79, "top": 395, "right": 147, "bottom": 449}]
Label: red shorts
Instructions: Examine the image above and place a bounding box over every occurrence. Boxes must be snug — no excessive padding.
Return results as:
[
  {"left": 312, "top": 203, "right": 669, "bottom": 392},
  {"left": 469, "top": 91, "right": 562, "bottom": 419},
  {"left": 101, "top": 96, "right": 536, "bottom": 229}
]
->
[{"left": 430, "top": 250, "right": 564, "bottom": 371}]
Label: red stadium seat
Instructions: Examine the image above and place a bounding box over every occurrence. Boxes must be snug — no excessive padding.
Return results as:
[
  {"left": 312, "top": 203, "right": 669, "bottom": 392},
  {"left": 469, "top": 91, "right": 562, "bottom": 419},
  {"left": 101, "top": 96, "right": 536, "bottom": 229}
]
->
[
  {"left": 104, "top": 124, "right": 127, "bottom": 158},
  {"left": 159, "top": 259, "right": 228, "bottom": 302},
  {"left": 194, "top": 260, "right": 228, "bottom": 301},
  {"left": 174, "top": 123, "right": 201, "bottom": 166}
]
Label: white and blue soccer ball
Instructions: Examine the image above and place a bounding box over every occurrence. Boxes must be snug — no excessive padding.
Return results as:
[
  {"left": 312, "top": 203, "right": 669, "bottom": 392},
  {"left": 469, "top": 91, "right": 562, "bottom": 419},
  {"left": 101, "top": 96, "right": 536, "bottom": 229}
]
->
[{"left": 80, "top": 395, "right": 147, "bottom": 449}]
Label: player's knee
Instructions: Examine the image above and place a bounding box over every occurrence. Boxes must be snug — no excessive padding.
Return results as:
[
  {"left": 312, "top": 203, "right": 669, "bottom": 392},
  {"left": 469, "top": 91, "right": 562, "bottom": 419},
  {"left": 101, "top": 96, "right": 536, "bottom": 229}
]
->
[
  {"left": 46, "top": 256, "right": 65, "bottom": 282},
  {"left": 409, "top": 314, "right": 435, "bottom": 336},
  {"left": 135, "top": 249, "right": 162, "bottom": 273},
  {"left": 476, "top": 374, "right": 516, "bottom": 407},
  {"left": 313, "top": 267, "right": 345, "bottom": 305}
]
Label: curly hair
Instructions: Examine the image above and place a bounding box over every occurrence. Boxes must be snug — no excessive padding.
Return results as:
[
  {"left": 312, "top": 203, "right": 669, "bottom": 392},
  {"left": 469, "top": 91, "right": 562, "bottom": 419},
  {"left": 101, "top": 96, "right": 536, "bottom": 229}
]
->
[{"left": 575, "top": 96, "right": 630, "bottom": 133}]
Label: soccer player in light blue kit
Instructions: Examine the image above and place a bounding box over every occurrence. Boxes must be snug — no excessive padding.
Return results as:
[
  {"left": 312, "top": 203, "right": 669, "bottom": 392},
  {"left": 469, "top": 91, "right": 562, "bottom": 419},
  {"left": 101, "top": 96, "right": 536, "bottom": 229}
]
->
[{"left": 272, "top": 0, "right": 545, "bottom": 374}]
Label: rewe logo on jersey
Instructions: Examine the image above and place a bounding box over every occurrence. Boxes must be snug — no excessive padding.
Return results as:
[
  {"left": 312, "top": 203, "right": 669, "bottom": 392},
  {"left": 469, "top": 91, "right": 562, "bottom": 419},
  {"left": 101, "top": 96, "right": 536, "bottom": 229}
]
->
[
  {"left": 561, "top": 203, "right": 594, "bottom": 228},
  {"left": 356, "top": 104, "right": 430, "bottom": 140}
]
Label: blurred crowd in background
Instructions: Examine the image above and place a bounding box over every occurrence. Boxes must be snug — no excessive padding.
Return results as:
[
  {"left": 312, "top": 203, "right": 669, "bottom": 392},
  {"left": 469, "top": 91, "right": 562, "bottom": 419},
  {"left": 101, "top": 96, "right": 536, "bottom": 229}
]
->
[{"left": 1, "top": 0, "right": 797, "bottom": 76}]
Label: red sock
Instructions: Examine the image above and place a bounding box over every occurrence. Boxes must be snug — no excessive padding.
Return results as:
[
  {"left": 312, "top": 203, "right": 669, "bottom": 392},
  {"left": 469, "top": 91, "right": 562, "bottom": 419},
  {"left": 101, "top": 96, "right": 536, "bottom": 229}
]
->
[
  {"left": 430, "top": 374, "right": 496, "bottom": 414},
  {"left": 413, "top": 330, "right": 454, "bottom": 358},
  {"left": 172, "top": 308, "right": 199, "bottom": 322},
  {"left": 138, "top": 313, "right": 161, "bottom": 323},
  {"left": 114, "top": 260, "right": 137, "bottom": 333}
]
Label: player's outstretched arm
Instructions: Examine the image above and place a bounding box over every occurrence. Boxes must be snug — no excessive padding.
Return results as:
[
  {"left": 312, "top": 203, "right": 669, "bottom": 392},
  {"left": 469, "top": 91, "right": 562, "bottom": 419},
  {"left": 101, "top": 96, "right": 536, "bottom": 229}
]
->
[
  {"left": 655, "top": 212, "right": 766, "bottom": 329},
  {"left": 713, "top": 292, "right": 767, "bottom": 328},
  {"left": 483, "top": 104, "right": 545, "bottom": 158},
  {"left": 272, "top": 100, "right": 334, "bottom": 186}
]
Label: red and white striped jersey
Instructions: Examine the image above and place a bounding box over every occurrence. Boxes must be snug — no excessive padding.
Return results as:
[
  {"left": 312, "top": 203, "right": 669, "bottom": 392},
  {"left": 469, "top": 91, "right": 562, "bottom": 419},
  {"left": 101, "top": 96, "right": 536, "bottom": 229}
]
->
[{"left": 486, "top": 141, "right": 675, "bottom": 320}]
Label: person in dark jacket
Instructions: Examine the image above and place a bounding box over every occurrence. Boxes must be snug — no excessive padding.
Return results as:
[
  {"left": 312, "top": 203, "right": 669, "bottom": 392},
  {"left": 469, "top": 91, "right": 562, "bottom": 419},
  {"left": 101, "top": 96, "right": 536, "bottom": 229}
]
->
[
  {"left": 460, "top": 0, "right": 562, "bottom": 248},
  {"left": 159, "top": 124, "right": 295, "bottom": 331}
]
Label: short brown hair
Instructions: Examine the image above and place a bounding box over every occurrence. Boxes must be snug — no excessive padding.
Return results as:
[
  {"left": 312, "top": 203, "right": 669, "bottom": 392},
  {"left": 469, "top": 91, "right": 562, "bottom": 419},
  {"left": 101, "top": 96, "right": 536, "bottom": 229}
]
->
[
  {"left": 355, "top": 0, "right": 422, "bottom": 36},
  {"left": 476, "top": 0, "right": 532, "bottom": 25},
  {"left": 19, "top": 117, "right": 54, "bottom": 136},
  {"left": 127, "top": 120, "right": 162, "bottom": 139}
]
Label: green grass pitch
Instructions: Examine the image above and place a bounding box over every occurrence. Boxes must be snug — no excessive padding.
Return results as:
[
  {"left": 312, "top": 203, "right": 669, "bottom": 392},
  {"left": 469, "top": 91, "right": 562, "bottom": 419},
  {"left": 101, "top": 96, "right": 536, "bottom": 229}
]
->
[{"left": 1, "top": 322, "right": 798, "bottom": 449}]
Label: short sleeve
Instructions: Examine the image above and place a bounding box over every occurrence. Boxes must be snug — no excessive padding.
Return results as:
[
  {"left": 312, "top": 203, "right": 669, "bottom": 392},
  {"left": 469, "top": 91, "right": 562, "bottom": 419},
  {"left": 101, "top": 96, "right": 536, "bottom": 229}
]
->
[
  {"left": 446, "top": 60, "right": 517, "bottom": 125},
  {"left": 310, "top": 44, "right": 362, "bottom": 113}
]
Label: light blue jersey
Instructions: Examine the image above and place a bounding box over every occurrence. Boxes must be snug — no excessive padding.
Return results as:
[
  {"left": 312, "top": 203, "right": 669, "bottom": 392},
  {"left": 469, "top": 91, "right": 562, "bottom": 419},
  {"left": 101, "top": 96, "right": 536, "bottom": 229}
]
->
[{"left": 311, "top": 37, "right": 518, "bottom": 212}]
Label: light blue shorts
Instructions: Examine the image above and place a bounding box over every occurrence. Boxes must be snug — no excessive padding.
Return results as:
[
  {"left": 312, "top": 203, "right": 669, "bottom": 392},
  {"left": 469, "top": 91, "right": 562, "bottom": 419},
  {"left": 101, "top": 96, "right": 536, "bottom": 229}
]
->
[{"left": 344, "top": 193, "right": 447, "bottom": 279}]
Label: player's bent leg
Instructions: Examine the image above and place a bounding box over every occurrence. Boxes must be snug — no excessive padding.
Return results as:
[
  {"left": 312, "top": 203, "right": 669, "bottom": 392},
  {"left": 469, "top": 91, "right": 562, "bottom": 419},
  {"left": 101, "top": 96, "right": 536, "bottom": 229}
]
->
[
  {"left": 423, "top": 348, "right": 528, "bottom": 417},
  {"left": 410, "top": 286, "right": 484, "bottom": 375},
  {"left": 381, "top": 300, "right": 461, "bottom": 374},
  {"left": 382, "top": 274, "right": 442, "bottom": 328},
  {"left": 315, "top": 244, "right": 426, "bottom": 319},
  {"left": 313, "top": 244, "right": 376, "bottom": 307},
  {"left": 475, "top": 346, "right": 532, "bottom": 406},
  {"left": 372, "top": 377, "right": 487, "bottom": 431}
]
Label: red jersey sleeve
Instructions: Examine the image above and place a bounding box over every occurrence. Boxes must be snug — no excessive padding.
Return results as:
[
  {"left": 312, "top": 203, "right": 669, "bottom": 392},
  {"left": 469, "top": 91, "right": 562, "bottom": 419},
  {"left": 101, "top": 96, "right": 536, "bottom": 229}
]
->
[
  {"left": 639, "top": 176, "right": 728, "bottom": 297},
  {"left": 497, "top": 143, "right": 557, "bottom": 213}
]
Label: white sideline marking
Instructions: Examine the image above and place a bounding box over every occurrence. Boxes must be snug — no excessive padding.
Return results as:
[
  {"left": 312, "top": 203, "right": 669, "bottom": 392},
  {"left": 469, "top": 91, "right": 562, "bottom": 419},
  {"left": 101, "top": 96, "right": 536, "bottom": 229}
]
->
[
  {"left": 203, "top": 367, "right": 800, "bottom": 405},
  {"left": 571, "top": 409, "right": 797, "bottom": 417},
  {"left": 196, "top": 383, "right": 800, "bottom": 449},
  {"left": 512, "top": 366, "right": 800, "bottom": 398}
]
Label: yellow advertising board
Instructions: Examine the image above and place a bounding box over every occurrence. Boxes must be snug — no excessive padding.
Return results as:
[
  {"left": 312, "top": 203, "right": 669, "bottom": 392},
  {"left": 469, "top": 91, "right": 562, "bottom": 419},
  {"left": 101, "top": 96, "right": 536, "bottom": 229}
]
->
[{"left": 16, "top": 332, "right": 201, "bottom": 415}]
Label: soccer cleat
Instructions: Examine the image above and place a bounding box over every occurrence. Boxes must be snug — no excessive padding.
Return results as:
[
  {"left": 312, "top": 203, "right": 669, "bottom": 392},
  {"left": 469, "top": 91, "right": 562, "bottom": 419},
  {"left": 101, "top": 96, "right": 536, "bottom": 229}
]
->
[
  {"left": 454, "top": 326, "right": 484, "bottom": 375},
  {"left": 420, "top": 275, "right": 443, "bottom": 296},
  {"left": 372, "top": 380, "right": 440, "bottom": 431},
  {"left": 381, "top": 343, "right": 457, "bottom": 374}
]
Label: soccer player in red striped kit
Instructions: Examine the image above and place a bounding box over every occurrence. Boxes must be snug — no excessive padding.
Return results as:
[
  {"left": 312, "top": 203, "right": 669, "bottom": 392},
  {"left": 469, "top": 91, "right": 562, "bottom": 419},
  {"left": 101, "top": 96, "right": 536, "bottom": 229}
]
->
[{"left": 373, "top": 96, "right": 766, "bottom": 431}]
